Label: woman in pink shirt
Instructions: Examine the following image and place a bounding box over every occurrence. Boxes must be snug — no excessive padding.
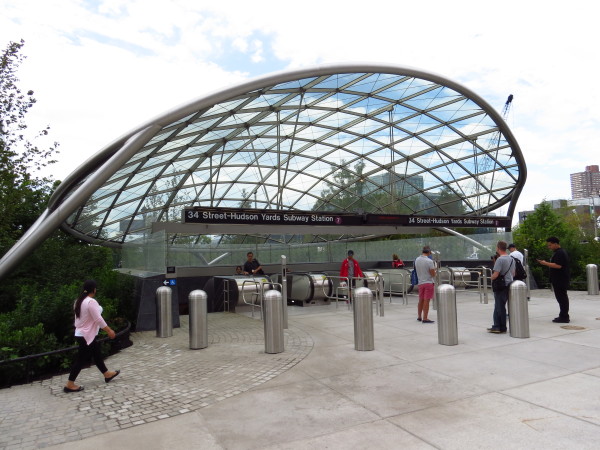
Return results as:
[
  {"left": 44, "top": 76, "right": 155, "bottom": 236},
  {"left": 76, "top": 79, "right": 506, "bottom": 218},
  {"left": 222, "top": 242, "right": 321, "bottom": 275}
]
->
[{"left": 64, "top": 280, "right": 120, "bottom": 393}]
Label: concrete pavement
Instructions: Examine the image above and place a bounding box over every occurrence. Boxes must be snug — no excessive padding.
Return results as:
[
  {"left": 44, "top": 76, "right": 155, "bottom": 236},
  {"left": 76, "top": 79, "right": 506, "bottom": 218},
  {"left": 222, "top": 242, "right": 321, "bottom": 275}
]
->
[{"left": 1, "top": 288, "right": 600, "bottom": 449}]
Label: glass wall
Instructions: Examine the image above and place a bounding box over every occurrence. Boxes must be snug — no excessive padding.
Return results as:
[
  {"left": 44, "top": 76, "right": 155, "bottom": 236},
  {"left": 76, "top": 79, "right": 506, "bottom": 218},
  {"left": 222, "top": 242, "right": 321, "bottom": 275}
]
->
[{"left": 120, "top": 231, "right": 513, "bottom": 273}]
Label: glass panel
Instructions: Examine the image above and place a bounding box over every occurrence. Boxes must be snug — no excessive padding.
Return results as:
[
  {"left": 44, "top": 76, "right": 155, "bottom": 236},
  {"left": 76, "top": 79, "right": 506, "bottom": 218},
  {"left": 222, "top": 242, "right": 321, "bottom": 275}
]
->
[{"left": 63, "top": 68, "right": 522, "bottom": 245}]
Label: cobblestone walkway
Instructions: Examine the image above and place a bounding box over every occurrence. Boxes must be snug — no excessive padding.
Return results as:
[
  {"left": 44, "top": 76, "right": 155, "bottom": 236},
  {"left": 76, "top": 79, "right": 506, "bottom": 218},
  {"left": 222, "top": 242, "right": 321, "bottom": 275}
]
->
[{"left": 0, "top": 313, "right": 313, "bottom": 449}]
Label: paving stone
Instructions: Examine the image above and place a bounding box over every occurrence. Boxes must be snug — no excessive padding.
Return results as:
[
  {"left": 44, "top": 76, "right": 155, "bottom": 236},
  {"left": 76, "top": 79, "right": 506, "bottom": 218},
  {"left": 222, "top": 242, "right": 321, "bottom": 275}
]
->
[{"left": 0, "top": 312, "right": 312, "bottom": 449}]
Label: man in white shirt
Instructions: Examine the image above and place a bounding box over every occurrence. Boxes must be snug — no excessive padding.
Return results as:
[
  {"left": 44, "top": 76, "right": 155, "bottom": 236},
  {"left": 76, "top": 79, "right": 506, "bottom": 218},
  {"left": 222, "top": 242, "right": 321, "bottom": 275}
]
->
[{"left": 508, "top": 244, "right": 524, "bottom": 264}]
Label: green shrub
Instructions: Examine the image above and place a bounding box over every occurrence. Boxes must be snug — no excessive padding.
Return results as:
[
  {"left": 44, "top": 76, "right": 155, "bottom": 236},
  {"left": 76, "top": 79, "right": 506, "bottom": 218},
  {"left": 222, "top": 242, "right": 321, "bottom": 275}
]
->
[{"left": 0, "top": 322, "right": 65, "bottom": 386}]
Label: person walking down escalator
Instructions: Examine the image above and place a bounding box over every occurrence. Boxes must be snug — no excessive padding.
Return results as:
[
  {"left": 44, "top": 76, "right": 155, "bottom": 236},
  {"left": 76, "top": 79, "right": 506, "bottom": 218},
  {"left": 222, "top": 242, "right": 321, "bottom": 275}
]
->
[{"left": 392, "top": 254, "right": 404, "bottom": 268}]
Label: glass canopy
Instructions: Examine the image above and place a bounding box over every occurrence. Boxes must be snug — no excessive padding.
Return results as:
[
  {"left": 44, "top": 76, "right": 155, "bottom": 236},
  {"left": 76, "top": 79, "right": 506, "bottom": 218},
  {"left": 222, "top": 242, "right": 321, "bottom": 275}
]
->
[{"left": 53, "top": 65, "right": 525, "bottom": 246}]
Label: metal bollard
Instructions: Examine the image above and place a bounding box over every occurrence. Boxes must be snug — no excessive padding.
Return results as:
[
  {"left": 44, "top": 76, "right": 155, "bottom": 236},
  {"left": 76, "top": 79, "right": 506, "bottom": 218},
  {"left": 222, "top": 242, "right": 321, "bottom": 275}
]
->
[
  {"left": 437, "top": 284, "right": 458, "bottom": 346},
  {"left": 263, "top": 290, "right": 284, "bottom": 354},
  {"left": 156, "top": 286, "right": 173, "bottom": 338},
  {"left": 378, "top": 275, "right": 385, "bottom": 317},
  {"left": 189, "top": 290, "right": 208, "bottom": 349},
  {"left": 524, "top": 249, "right": 531, "bottom": 300},
  {"left": 353, "top": 287, "right": 374, "bottom": 351},
  {"left": 432, "top": 251, "right": 441, "bottom": 310},
  {"left": 281, "top": 255, "right": 289, "bottom": 329},
  {"left": 482, "top": 269, "right": 489, "bottom": 304},
  {"left": 508, "top": 281, "right": 529, "bottom": 338},
  {"left": 587, "top": 264, "right": 599, "bottom": 295}
]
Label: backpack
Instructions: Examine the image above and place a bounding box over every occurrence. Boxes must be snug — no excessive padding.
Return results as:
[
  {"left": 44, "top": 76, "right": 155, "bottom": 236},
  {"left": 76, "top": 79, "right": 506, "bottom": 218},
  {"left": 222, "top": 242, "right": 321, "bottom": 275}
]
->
[
  {"left": 410, "top": 267, "right": 418, "bottom": 285},
  {"left": 512, "top": 256, "right": 527, "bottom": 281}
]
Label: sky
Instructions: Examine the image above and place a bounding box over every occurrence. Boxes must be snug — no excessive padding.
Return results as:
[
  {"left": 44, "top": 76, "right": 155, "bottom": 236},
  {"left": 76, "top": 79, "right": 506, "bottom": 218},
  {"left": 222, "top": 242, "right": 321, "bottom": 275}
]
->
[{"left": 2, "top": 0, "right": 600, "bottom": 225}]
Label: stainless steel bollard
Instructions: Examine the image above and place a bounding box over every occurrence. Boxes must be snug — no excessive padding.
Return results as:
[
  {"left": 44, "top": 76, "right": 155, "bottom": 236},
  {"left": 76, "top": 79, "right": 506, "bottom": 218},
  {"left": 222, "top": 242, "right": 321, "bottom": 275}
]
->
[
  {"left": 156, "top": 286, "right": 173, "bottom": 338},
  {"left": 432, "top": 251, "right": 441, "bottom": 310},
  {"left": 353, "top": 287, "right": 374, "bottom": 351},
  {"left": 587, "top": 264, "right": 599, "bottom": 295},
  {"left": 189, "top": 290, "right": 208, "bottom": 349},
  {"left": 508, "top": 281, "right": 529, "bottom": 338},
  {"left": 263, "top": 290, "right": 284, "bottom": 354},
  {"left": 378, "top": 275, "right": 385, "bottom": 317},
  {"left": 524, "top": 249, "right": 531, "bottom": 300},
  {"left": 482, "top": 269, "right": 489, "bottom": 304},
  {"left": 281, "top": 255, "right": 289, "bottom": 329},
  {"left": 437, "top": 284, "right": 458, "bottom": 346}
]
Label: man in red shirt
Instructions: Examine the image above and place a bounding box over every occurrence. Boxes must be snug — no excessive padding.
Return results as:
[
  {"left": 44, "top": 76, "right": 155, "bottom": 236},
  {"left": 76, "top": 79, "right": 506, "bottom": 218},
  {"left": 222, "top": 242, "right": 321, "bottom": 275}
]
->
[{"left": 340, "top": 250, "right": 364, "bottom": 302}]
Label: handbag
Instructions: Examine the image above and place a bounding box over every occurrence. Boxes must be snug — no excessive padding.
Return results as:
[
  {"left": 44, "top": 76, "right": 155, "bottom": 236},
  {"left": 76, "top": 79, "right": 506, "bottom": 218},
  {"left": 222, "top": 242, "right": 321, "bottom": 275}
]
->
[
  {"left": 492, "top": 258, "right": 513, "bottom": 292},
  {"left": 491, "top": 275, "right": 506, "bottom": 292}
]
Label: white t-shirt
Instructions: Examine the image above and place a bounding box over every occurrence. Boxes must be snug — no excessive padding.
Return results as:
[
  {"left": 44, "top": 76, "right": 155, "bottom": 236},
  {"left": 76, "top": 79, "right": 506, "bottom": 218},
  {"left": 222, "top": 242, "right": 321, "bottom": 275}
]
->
[{"left": 510, "top": 250, "right": 524, "bottom": 264}]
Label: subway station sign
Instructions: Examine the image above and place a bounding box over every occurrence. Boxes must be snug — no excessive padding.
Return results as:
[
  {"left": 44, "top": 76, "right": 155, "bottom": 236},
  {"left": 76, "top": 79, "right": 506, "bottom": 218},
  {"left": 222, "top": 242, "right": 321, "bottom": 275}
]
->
[{"left": 183, "top": 208, "right": 511, "bottom": 228}]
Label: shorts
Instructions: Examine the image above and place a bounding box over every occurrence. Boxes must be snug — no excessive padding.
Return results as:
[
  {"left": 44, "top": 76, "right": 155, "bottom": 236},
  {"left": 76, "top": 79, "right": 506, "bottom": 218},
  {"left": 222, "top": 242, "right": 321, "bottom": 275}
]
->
[{"left": 418, "top": 283, "right": 434, "bottom": 301}]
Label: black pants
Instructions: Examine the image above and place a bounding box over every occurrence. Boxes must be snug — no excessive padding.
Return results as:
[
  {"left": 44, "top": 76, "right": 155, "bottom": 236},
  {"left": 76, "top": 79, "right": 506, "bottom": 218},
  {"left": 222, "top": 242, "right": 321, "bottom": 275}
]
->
[
  {"left": 68, "top": 336, "right": 107, "bottom": 382},
  {"left": 552, "top": 283, "right": 570, "bottom": 320}
]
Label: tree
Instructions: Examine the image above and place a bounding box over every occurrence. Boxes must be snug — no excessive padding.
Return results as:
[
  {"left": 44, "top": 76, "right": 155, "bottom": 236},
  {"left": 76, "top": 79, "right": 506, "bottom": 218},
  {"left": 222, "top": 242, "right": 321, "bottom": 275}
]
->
[
  {"left": 421, "top": 186, "right": 466, "bottom": 216},
  {"left": 314, "top": 159, "right": 365, "bottom": 212},
  {"left": 512, "top": 201, "right": 589, "bottom": 288},
  {"left": 0, "top": 39, "right": 61, "bottom": 310},
  {"left": 0, "top": 40, "right": 59, "bottom": 252},
  {"left": 0, "top": 42, "right": 135, "bottom": 384}
]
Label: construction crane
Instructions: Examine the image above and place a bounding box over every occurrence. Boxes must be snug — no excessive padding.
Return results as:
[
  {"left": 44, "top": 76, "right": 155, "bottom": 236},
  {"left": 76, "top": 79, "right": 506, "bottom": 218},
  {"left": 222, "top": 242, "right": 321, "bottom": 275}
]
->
[
  {"left": 498, "top": 94, "right": 513, "bottom": 147},
  {"left": 473, "top": 94, "right": 514, "bottom": 212},
  {"left": 502, "top": 94, "right": 513, "bottom": 117}
]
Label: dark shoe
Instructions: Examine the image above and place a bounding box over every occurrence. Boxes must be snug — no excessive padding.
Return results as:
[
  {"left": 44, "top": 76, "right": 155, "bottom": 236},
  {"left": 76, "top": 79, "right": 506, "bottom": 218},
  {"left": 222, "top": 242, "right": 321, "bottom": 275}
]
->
[
  {"left": 488, "top": 328, "right": 505, "bottom": 334},
  {"left": 422, "top": 319, "right": 434, "bottom": 323},
  {"left": 552, "top": 318, "right": 570, "bottom": 323},
  {"left": 63, "top": 386, "right": 84, "bottom": 393},
  {"left": 105, "top": 370, "right": 120, "bottom": 384},
  {"left": 417, "top": 318, "right": 422, "bottom": 321}
]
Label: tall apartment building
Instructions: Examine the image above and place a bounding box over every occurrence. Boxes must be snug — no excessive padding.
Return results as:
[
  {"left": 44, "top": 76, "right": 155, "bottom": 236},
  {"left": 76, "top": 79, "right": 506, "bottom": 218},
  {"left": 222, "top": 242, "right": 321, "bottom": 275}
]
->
[{"left": 570, "top": 165, "right": 600, "bottom": 199}]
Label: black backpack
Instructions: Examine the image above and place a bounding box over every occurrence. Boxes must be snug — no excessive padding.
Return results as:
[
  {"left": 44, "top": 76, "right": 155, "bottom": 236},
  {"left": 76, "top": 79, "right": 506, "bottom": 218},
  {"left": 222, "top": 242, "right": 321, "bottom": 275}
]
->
[{"left": 512, "top": 256, "right": 527, "bottom": 281}]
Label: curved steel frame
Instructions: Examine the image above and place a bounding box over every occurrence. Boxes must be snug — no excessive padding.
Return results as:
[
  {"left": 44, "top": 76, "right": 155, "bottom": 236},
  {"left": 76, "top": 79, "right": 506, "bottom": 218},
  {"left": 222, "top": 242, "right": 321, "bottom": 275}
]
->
[{"left": 0, "top": 63, "right": 526, "bottom": 279}]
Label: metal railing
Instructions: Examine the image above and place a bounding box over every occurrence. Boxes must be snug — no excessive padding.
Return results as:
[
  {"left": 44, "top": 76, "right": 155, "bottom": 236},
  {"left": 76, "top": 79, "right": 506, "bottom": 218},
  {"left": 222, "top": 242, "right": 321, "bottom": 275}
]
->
[
  {"left": 241, "top": 279, "right": 282, "bottom": 319},
  {"left": 323, "top": 274, "right": 384, "bottom": 316},
  {"left": 222, "top": 279, "right": 230, "bottom": 312},
  {"left": 478, "top": 266, "right": 491, "bottom": 304},
  {"left": 381, "top": 269, "right": 412, "bottom": 304},
  {"left": 325, "top": 275, "right": 351, "bottom": 309},
  {"left": 0, "top": 321, "right": 131, "bottom": 388},
  {"left": 397, "top": 264, "right": 490, "bottom": 305}
]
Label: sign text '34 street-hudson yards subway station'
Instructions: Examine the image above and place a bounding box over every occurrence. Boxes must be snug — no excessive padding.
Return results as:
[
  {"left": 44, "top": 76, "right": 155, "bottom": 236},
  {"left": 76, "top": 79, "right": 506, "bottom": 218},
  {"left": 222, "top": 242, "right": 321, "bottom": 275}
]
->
[{"left": 183, "top": 208, "right": 511, "bottom": 228}]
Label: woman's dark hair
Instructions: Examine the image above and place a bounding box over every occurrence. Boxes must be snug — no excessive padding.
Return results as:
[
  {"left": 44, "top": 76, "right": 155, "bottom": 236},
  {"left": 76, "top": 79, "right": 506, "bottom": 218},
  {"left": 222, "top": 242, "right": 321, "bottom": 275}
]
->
[{"left": 74, "top": 280, "right": 97, "bottom": 318}]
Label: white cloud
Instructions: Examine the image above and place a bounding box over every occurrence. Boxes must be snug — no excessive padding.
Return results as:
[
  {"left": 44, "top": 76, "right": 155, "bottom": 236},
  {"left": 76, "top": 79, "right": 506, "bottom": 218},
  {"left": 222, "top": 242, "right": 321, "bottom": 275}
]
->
[
  {"left": 1, "top": 0, "right": 599, "bottom": 225},
  {"left": 250, "top": 39, "right": 264, "bottom": 63}
]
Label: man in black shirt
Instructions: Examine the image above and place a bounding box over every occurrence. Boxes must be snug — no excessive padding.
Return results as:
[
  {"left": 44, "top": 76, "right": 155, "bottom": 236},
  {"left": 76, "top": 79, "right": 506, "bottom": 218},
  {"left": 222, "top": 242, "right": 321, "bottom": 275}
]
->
[
  {"left": 243, "top": 252, "right": 265, "bottom": 276},
  {"left": 537, "top": 236, "right": 570, "bottom": 323}
]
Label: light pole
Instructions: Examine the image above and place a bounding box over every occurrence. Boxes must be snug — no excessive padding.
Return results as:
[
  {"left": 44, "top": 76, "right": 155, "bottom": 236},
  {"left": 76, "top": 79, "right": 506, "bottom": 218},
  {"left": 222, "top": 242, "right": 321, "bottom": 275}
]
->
[{"left": 591, "top": 192, "right": 599, "bottom": 240}]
